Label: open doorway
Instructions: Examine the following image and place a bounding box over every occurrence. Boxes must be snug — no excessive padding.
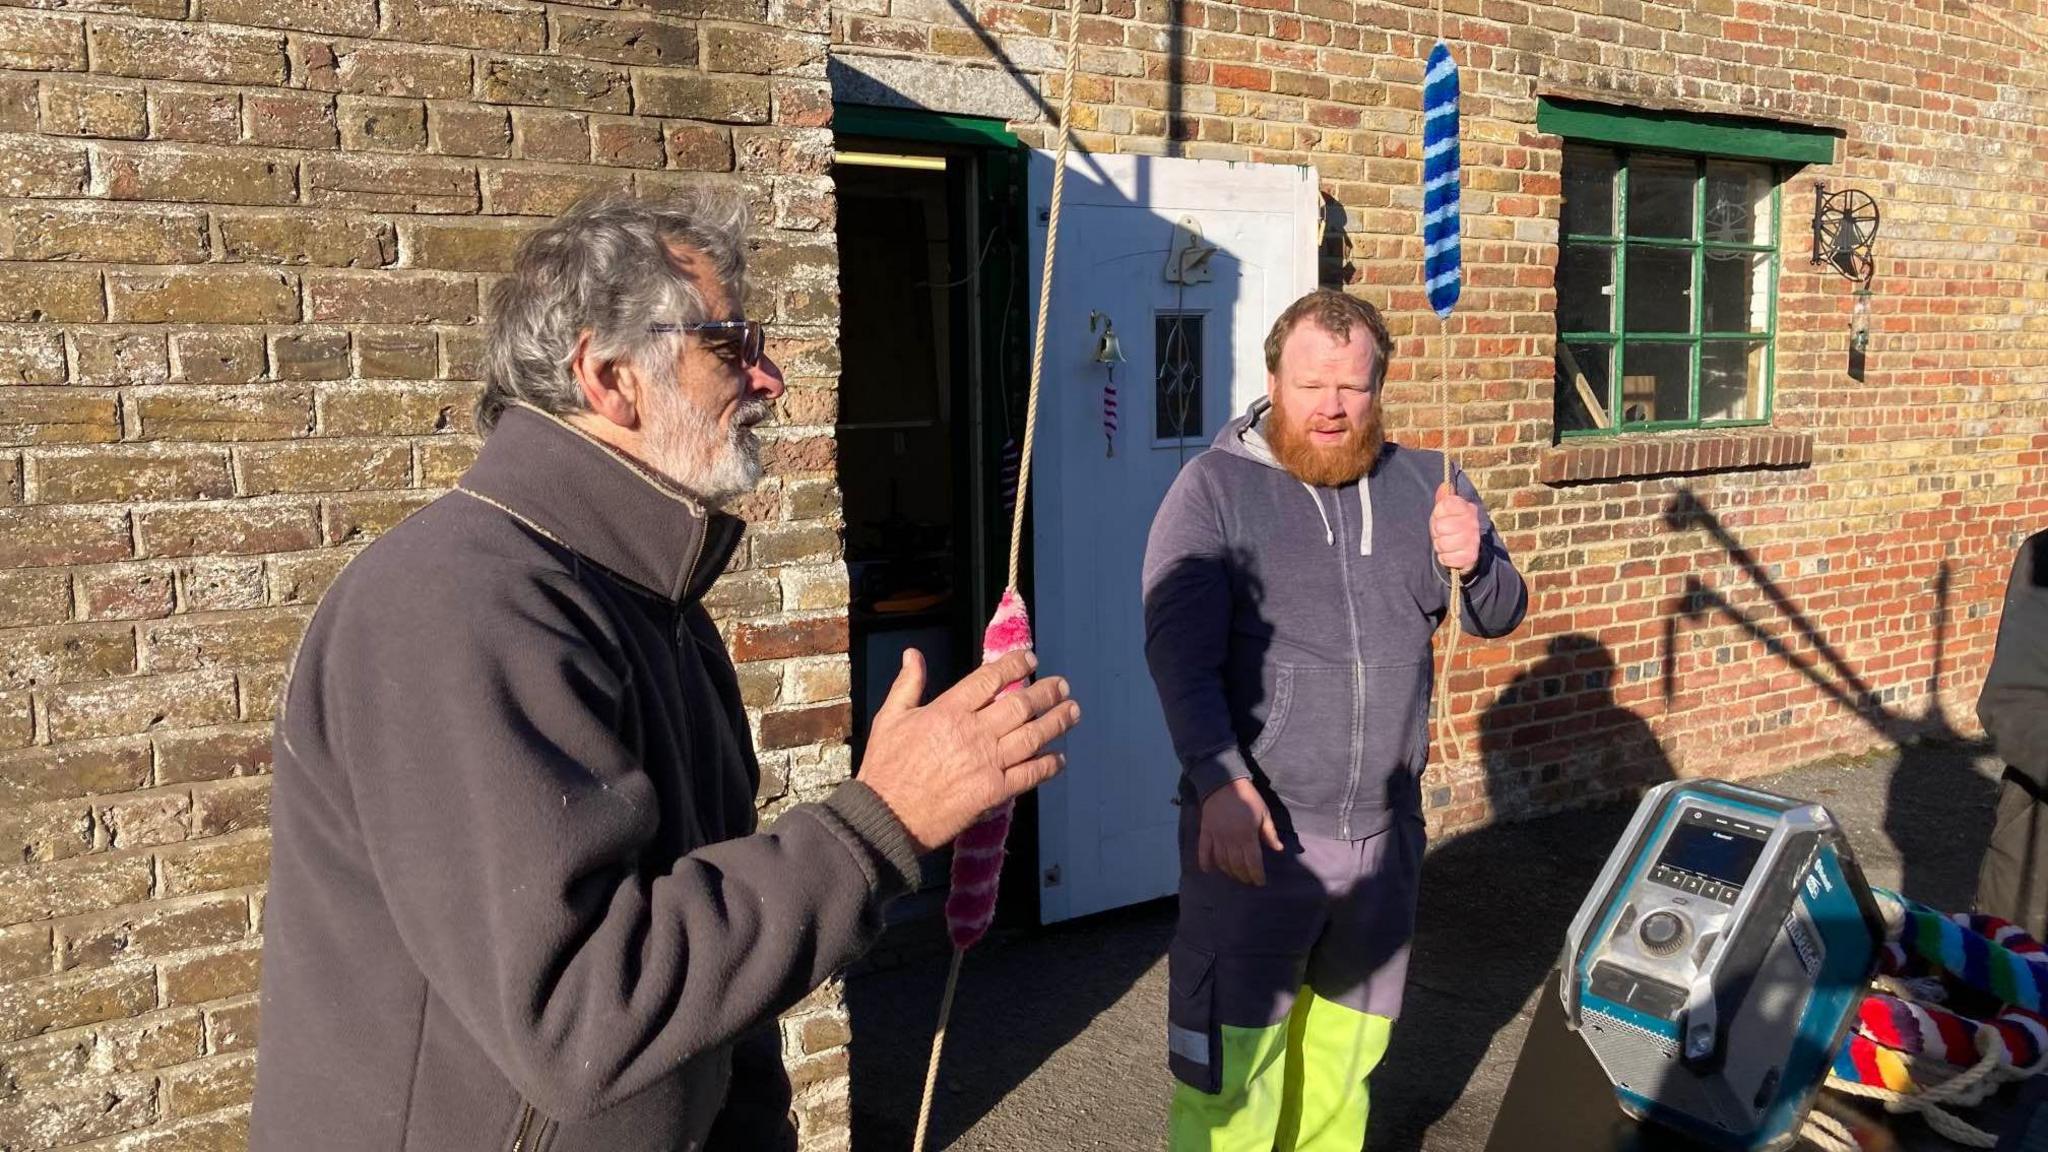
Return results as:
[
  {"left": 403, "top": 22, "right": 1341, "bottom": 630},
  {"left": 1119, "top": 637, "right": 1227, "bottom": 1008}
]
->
[{"left": 833, "top": 108, "right": 1031, "bottom": 925}]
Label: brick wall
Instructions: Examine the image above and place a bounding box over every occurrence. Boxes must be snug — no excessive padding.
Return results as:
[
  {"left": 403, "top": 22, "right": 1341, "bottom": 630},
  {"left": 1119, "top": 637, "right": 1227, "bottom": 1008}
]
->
[
  {"left": 1, "top": 0, "right": 2044, "bottom": 1145},
  {"left": 0, "top": 0, "right": 855, "bottom": 1146},
  {"left": 831, "top": 0, "right": 2048, "bottom": 829}
]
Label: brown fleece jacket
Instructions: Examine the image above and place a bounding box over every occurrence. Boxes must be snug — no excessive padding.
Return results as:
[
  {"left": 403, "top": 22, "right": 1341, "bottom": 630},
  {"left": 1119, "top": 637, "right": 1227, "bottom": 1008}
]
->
[{"left": 250, "top": 406, "right": 921, "bottom": 1152}]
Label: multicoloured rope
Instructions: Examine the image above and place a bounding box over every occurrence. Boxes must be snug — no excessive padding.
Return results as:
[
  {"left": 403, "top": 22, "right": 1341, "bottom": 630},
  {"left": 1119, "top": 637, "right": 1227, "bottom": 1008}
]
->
[{"left": 1806, "top": 888, "right": 2048, "bottom": 1148}]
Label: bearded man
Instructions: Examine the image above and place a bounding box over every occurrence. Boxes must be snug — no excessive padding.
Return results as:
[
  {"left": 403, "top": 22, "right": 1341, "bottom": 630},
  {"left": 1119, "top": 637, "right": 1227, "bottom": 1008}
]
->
[
  {"left": 1141, "top": 289, "right": 1527, "bottom": 1151},
  {"left": 250, "top": 193, "right": 1081, "bottom": 1152}
]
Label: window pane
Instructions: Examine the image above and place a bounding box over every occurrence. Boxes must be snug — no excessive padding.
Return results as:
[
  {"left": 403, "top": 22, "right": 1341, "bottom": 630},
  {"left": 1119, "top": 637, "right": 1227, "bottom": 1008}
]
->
[
  {"left": 1704, "top": 161, "right": 1773, "bottom": 245},
  {"left": 1700, "top": 340, "right": 1767, "bottom": 421},
  {"left": 1557, "top": 243, "right": 1615, "bottom": 333},
  {"left": 1555, "top": 341, "right": 1613, "bottom": 432},
  {"left": 1627, "top": 156, "right": 1696, "bottom": 240},
  {"left": 1624, "top": 246, "right": 1692, "bottom": 333},
  {"left": 1618, "top": 342, "right": 1690, "bottom": 425},
  {"left": 1155, "top": 313, "right": 1204, "bottom": 440},
  {"left": 1702, "top": 250, "right": 1772, "bottom": 334},
  {"left": 1563, "top": 146, "right": 1618, "bottom": 237}
]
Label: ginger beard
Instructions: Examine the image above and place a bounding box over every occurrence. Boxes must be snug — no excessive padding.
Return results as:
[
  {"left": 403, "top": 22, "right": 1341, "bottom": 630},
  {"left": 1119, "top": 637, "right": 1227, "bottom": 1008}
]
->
[{"left": 1267, "top": 383, "right": 1385, "bottom": 488}]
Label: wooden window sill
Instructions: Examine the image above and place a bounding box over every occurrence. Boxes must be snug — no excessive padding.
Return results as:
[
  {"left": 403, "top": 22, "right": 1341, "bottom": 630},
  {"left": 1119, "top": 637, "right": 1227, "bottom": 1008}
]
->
[{"left": 1538, "top": 429, "right": 1813, "bottom": 485}]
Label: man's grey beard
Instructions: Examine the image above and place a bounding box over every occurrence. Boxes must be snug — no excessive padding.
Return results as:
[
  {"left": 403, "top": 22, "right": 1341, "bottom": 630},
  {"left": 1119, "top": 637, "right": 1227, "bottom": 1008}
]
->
[{"left": 646, "top": 388, "right": 773, "bottom": 508}]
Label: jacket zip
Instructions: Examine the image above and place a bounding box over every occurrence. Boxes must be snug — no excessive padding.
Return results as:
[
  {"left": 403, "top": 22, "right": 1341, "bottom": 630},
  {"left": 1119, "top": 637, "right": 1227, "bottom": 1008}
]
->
[
  {"left": 1328, "top": 485, "right": 1369, "bottom": 840},
  {"left": 509, "top": 1103, "right": 538, "bottom": 1152}
]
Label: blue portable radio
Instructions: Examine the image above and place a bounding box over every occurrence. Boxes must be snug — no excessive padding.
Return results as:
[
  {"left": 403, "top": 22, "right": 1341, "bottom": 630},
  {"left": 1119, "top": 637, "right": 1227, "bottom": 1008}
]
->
[{"left": 1559, "top": 780, "right": 1885, "bottom": 1151}]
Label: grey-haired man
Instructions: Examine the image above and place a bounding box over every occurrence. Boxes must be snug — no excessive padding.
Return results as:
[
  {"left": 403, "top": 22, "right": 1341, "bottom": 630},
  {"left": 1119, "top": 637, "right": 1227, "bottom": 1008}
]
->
[{"left": 251, "top": 194, "right": 1080, "bottom": 1151}]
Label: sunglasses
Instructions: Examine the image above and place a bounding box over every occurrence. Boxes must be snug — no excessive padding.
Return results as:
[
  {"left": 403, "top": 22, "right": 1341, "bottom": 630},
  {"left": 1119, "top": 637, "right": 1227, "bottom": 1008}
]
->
[{"left": 649, "top": 320, "right": 766, "bottom": 368}]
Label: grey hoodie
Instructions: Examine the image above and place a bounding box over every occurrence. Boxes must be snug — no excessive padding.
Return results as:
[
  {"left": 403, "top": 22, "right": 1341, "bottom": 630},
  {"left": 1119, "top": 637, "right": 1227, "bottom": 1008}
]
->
[{"left": 1142, "top": 398, "right": 1528, "bottom": 841}]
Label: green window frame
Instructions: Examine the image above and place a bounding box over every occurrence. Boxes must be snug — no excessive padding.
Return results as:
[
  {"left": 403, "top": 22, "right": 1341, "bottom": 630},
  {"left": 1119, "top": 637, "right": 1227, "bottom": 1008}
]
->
[{"left": 1541, "top": 100, "right": 1836, "bottom": 438}]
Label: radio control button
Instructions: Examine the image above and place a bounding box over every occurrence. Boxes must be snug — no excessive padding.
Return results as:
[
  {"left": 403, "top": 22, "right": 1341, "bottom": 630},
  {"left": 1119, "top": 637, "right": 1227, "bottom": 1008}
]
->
[{"left": 1639, "top": 910, "right": 1688, "bottom": 956}]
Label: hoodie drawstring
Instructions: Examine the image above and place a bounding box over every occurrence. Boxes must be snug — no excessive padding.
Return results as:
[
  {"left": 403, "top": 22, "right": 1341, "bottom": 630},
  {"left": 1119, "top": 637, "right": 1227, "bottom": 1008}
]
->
[
  {"left": 1302, "top": 482, "right": 1334, "bottom": 547},
  {"left": 1358, "top": 479, "right": 1373, "bottom": 557},
  {"left": 1302, "top": 481, "right": 1375, "bottom": 554}
]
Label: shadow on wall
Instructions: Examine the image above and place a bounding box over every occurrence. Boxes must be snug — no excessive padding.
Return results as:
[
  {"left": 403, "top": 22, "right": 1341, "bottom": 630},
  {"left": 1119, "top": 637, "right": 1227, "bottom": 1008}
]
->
[
  {"left": 1377, "top": 486, "right": 1996, "bottom": 1147},
  {"left": 1658, "top": 487, "right": 1993, "bottom": 907},
  {"left": 1373, "top": 634, "right": 1676, "bottom": 1150}
]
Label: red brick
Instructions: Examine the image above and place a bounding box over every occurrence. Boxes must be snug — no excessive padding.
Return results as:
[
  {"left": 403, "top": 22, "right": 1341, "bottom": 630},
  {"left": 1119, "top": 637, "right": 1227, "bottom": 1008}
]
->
[
  {"left": 77, "top": 564, "right": 176, "bottom": 622},
  {"left": 142, "top": 610, "right": 311, "bottom": 672},
  {"left": 135, "top": 502, "right": 320, "bottom": 559},
  {"left": 132, "top": 386, "right": 315, "bottom": 442},
  {"left": 98, "top": 143, "right": 297, "bottom": 205},
  {"left": 381, "top": 0, "right": 547, "bottom": 53},
  {"left": 148, "top": 87, "right": 242, "bottom": 145},
  {"left": 0, "top": 742, "right": 151, "bottom": 805},
  {"left": 37, "top": 78, "right": 147, "bottom": 139},
  {"left": 153, "top": 726, "right": 271, "bottom": 786},
  {"left": 108, "top": 268, "right": 300, "bottom": 324},
  {"left": 0, "top": 135, "right": 88, "bottom": 199},
  {"left": 157, "top": 941, "right": 262, "bottom": 1003},
  {"left": 235, "top": 439, "right": 411, "bottom": 495},
  {"left": 206, "top": 996, "right": 259, "bottom": 1054},
  {"left": 0, "top": 1073, "right": 156, "bottom": 1145},
  {"left": 90, "top": 22, "right": 287, "bottom": 84},
  {"left": 0, "top": 11, "right": 85, "bottom": 71},
  {"left": 190, "top": 776, "right": 269, "bottom": 837},
  {"left": 0, "top": 854, "right": 154, "bottom": 927},
  {"left": 0, "top": 264, "right": 102, "bottom": 322},
  {"left": 429, "top": 103, "right": 512, "bottom": 158},
  {"left": 242, "top": 90, "right": 340, "bottom": 149},
  {"left": 304, "top": 153, "right": 478, "bottom": 213},
  {"left": 0, "top": 388, "right": 120, "bottom": 445},
  {"left": 306, "top": 272, "right": 479, "bottom": 324},
  {"left": 316, "top": 381, "right": 477, "bottom": 436},
  {"left": 73, "top": 331, "right": 169, "bottom": 387},
  {"left": 0, "top": 506, "right": 131, "bottom": 568},
  {"left": 45, "top": 671, "right": 240, "bottom": 742},
  {"left": 502, "top": 108, "right": 584, "bottom": 164},
  {"left": 157, "top": 839, "right": 269, "bottom": 900},
  {"left": 56, "top": 894, "right": 248, "bottom": 972},
  {"left": 730, "top": 615, "right": 848, "bottom": 662},
  {"left": 162, "top": 1051, "right": 257, "bottom": 1118},
  {"left": 478, "top": 56, "right": 630, "bottom": 113},
  {"left": 481, "top": 164, "right": 632, "bottom": 215},
  {"left": 758, "top": 701, "right": 850, "bottom": 750}
]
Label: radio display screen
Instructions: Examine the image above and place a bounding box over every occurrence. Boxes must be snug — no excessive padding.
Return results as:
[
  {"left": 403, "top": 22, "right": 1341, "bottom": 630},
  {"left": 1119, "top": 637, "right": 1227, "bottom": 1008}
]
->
[{"left": 1657, "top": 822, "right": 1766, "bottom": 886}]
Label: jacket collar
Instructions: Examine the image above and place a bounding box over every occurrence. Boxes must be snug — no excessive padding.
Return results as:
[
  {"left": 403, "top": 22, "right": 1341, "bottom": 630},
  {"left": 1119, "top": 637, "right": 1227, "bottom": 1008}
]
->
[{"left": 457, "top": 404, "right": 744, "bottom": 606}]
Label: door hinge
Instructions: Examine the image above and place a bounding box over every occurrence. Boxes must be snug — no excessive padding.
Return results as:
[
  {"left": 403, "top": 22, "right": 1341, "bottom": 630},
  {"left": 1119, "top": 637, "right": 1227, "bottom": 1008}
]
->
[{"left": 1042, "top": 864, "right": 1062, "bottom": 887}]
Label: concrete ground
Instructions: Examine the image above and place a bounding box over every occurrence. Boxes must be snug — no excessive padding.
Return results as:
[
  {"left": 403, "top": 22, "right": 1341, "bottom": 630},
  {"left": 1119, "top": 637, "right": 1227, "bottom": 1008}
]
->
[{"left": 844, "top": 738, "right": 2005, "bottom": 1152}]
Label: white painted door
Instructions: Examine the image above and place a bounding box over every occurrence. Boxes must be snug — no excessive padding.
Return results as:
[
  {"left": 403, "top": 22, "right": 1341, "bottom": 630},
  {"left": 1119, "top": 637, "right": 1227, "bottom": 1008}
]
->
[{"left": 1029, "top": 153, "right": 1319, "bottom": 923}]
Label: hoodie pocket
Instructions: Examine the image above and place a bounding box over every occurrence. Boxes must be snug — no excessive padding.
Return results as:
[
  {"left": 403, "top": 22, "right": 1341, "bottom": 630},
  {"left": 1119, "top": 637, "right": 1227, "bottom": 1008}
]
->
[
  {"left": 1246, "top": 664, "right": 1355, "bottom": 811},
  {"left": 1357, "top": 659, "right": 1431, "bottom": 812}
]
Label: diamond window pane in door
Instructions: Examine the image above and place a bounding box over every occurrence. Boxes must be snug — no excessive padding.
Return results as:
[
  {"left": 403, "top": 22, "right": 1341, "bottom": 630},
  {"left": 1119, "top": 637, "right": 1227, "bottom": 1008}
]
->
[{"left": 1155, "top": 313, "right": 1204, "bottom": 441}]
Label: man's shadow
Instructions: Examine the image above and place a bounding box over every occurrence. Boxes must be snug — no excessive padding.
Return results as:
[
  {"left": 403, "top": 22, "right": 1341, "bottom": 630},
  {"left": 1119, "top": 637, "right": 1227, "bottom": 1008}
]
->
[{"left": 1372, "top": 635, "right": 1677, "bottom": 1150}]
